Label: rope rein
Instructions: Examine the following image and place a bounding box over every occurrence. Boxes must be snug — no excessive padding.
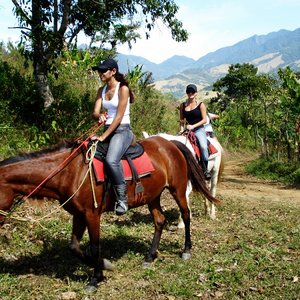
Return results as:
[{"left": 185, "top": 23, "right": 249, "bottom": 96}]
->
[
  {"left": 0, "top": 163, "right": 91, "bottom": 224},
  {"left": 85, "top": 140, "right": 99, "bottom": 209},
  {"left": 0, "top": 123, "right": 102, "bottom": 223},
  {"left": 24, "top": 122, "right": 103, "bottom": 200}
]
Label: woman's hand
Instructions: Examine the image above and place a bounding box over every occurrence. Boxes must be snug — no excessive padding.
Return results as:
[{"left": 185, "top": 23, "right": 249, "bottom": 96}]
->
[
  {"left": 98, "top": 113, "right": 107, "bottom": 123},
  {"left": 186, "top": 124, "right": 194, "bottom": 131},
  {"left": 90, "top": 135, "right": 100, "bottom": 141},
  {"left": 90, "top": 134, "right": 105, "bottom": 142}
]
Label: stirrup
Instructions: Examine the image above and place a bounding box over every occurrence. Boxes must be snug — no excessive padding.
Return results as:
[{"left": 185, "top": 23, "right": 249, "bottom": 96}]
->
[
  {"left": 115, "top": 200, "right": 128, "bottom": 215},
  {"left": 204, "top": 171, "right": 211, "bottom": 180}
]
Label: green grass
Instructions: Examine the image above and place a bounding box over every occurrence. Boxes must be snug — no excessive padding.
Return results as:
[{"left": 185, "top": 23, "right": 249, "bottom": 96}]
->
[{"left": 0, "top": 193, "right": 299, "bottom": 300}]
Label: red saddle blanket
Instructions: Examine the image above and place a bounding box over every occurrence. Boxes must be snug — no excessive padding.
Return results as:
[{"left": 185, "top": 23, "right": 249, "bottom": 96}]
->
[
  {"left": 84, "top": 142, "right": 155, "bottom": 183},
  {"left": 183, "top": 131, "right": 218, "bottom": 159},
  {"left": 208, "top": 142, "right": 218, "bottom": 156}
]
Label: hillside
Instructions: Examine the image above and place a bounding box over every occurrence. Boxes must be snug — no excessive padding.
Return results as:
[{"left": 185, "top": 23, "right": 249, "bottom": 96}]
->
[{"left": 117, "top": 27, "right": 300, "bottom": 98}]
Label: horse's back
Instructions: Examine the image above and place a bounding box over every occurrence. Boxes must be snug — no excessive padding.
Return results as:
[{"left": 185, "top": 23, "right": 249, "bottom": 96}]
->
[{"left": 140, "top": 136, "right": 188, "bottom": 186}]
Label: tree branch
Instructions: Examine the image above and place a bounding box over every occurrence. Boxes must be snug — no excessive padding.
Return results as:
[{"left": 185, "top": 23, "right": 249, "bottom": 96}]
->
[{"left": 11, "top": 0, "right": 32, "bottom": 26}]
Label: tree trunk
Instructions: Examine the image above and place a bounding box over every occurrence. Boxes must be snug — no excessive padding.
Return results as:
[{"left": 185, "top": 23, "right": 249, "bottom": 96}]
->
[
  {"left": 34, "top": 62, "right": 55, "bottom": 108},
  {"left": 32, "top": 0, "right": 55, "bottom": 108}
]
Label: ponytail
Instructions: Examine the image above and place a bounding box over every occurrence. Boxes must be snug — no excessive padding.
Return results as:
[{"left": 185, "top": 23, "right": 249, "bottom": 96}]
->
[{"left": 115, "top": 72, "right": 135, "bottom": 103}]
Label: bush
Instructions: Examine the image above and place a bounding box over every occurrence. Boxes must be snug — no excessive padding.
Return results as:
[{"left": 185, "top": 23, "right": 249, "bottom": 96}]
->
[
  {"left": 245, "top": 157, "right": 300, "bottom": 185},
  {"left": 288, "top": 167, "right": 300, "bottom": 185}
]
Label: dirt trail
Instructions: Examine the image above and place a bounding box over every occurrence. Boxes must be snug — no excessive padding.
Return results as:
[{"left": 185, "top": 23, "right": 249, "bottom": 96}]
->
[{"left": 217, "top": 152, "right": 300, "bottom": 206}]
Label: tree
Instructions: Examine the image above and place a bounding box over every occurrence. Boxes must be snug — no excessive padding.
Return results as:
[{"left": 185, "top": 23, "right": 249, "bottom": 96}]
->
[
  {"left": 212, "top": 63, "right": 279, "bottom": 154},
  {"left": 11, "top": 0, "right": 188, "bottom": 107},
  {"left": 278, "top": 67, "right": 300, "bottom": 161}
]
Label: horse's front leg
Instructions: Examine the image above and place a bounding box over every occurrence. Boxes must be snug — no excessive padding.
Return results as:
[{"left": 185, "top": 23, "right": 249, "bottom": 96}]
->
[
  {"left": 69, "top": 213, "right": 87, "bottom": 261},
  {"left": 143, "top": 200, "right": 165, "bottom": 268},
  {"left": 85, "top": 212, "right": 104, "bottom": 292},
  {"left": 179, "top": 200, "right": 192, "bottom": 260}
]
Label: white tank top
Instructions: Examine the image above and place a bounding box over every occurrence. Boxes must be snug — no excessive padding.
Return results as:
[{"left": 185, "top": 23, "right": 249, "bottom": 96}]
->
[{"left": 102, "top": 82, "right": 130, "bottom": 125}]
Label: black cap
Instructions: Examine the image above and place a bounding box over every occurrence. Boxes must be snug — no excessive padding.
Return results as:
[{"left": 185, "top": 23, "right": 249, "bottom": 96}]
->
[
  {"left": 186, "top": 84, "right": 197, "bottom": 94},
  {"left": 92, "top": 58, "right": 119, "bottom": 71}
]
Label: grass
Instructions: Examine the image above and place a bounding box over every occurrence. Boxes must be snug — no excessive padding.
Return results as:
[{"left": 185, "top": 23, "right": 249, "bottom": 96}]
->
[{"left": 0, "top": 192, "right": 299, "bottom": 300}]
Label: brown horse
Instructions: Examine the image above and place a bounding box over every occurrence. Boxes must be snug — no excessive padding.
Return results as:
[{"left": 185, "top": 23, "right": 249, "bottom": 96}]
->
[{"left": 0, "top": 136, "right": 220, "bottom": 291}]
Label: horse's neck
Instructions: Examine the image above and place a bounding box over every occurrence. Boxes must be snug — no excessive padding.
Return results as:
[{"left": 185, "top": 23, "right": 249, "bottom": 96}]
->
[{"left": 1, "top": 149, "right": 80, "bottom": 198}]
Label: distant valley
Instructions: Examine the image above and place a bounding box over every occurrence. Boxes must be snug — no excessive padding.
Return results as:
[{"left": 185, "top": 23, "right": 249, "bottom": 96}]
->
[{"left": 117, "top": 27, "right": 300, "bottom": 98}]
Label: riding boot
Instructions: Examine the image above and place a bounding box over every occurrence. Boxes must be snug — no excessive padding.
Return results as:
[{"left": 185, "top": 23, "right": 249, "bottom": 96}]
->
[
  {"left": 113, "top": 184, "right": 128, "bottom": 215},
  {"left": 203, "top": 160, "right": 211, "bottom": 180}
]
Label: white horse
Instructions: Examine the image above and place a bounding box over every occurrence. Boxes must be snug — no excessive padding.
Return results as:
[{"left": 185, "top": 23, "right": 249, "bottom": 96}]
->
[{"left": 142, "top": 132, "right": 224, "bottom": 227}]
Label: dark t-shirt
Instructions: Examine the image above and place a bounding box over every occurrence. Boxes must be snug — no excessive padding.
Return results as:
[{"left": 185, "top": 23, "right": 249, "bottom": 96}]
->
[{"left": 182, "top": 102, "right": 203, "bottom": 125}]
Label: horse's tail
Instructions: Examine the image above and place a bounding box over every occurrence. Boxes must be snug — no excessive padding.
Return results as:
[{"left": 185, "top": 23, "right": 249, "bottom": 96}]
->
[
  {"left": 218, "top": 150, "right": 225, "bottom": 182},
  {"left": 171, "top": 140, "right": 221, "bottom": 205}
]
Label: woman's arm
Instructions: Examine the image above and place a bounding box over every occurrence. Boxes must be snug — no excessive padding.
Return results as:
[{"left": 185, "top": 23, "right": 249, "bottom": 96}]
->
[
  {"left": 179, "top": 103, "right": 185, "bottom": 132},
  {"left": 92, "top": 87, "right": 104, "bottom": 121},
  {"left": 208, "top": 112, "right": 219, "bottom": 120}
]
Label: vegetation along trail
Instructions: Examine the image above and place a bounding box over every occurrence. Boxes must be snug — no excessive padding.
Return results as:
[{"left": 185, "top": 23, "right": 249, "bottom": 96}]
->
[{"left": 0, "top": 151, "right": 299, "bottom": 299}]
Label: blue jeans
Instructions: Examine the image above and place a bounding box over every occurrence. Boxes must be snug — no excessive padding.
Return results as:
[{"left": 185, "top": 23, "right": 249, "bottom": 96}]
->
[
  {"left": 105, "top": 124, "right": 133, "bottom": 185},
  {"left": 193, "top": 126, "right": 209, "bottom": 162}
]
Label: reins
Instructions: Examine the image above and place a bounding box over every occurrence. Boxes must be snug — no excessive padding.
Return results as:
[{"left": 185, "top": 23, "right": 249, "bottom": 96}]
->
[
  {"left": 0, "top": 122, "right": 103, "bottom": 223},
  {"left": 180, "top": 129, "right": 201, "bottom": 160},
  {"left": 24, "top": 122, "right": 103, "bottom": 201}
]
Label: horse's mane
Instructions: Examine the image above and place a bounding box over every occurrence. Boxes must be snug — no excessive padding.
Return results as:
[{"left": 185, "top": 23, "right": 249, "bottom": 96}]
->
[{"left": 0, "top": 141, "right": 77, "bottom": 166}]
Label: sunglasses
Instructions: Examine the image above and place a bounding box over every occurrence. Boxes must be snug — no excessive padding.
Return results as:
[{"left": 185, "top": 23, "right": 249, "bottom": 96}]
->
[
  {"left": 186, "top": 90, "right": 196, "bottom": 94},
  {"left": 98, "top": 68, "right": 110, "bottom": 74}
]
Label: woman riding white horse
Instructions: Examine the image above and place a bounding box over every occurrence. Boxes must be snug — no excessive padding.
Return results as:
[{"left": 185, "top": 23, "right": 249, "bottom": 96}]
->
[{"left": 143, "top": 131, "right": 224, "bottom": 227}]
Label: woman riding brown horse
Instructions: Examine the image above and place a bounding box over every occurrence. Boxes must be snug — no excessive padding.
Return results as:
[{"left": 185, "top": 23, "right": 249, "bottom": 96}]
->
[{"left": 0, "top": 136, "right": 220, "bottom": 291}]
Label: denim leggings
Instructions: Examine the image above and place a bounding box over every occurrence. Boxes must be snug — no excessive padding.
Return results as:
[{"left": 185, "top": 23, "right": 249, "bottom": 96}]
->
[
  {"left": 193, "top": 126, "right": 209, "bottom": 162},
  {"left": 105, "top": 124, "right": 133, "bottom": 185}
]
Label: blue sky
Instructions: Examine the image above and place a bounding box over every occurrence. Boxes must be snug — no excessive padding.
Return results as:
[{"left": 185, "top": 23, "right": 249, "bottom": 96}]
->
[{"left": 1, "top": 0, "right": 299, "bottom": 63}]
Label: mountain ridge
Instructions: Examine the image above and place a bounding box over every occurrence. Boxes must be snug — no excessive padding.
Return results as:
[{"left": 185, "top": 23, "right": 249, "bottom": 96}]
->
[{"left": 116, "top": 27, "right": 300, "bottom": 97}]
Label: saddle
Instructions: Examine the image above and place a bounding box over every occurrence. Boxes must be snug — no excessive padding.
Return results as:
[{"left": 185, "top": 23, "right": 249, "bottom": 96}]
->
[
  {"left": 93, "top": 140, "right": 144, "bottom": 161},
  {"left": 180, "top": 131, "right": 218, "bottom": 161},
  {"left": 84, "top": 140, "right": 154, "bottom": 199}
]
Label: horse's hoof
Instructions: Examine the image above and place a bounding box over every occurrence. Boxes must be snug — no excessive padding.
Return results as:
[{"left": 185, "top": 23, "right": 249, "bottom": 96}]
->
[
  {"left": 103, "top": 258, "right": 114, "bottom": 271},
  {"left": 85, "top": 283, "right": 97, "bottom": 293},
  {"left": 85, "top": 284, "right": 97, "bottom": 293},
  {"left": 182, "top": 252, "right": 191, "bottom": 261},
  {"left": 142, "top": 261, "right": 152, "bottom": 269},
  {"left": 85, "top": 278, "right": 98, "bottom": 293}
]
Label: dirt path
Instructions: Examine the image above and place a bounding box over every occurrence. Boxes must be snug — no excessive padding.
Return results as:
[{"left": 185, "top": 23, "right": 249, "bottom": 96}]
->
[{"left": 217, "top": 152, "right": 300, "bottom": 206}]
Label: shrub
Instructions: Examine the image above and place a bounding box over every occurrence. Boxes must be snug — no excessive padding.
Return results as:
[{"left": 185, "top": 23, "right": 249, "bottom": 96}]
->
[{"left": 246, "top": 157, "right": 300, "bottom": 185}]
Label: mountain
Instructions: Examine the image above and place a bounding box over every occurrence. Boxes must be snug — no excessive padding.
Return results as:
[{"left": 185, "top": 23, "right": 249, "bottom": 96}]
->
[
  {"left": 117, "top": 27, "right": 300, "bottom": 98},
  {"left": 117, "top": 53, "right": 195, "bottom": 80}
]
